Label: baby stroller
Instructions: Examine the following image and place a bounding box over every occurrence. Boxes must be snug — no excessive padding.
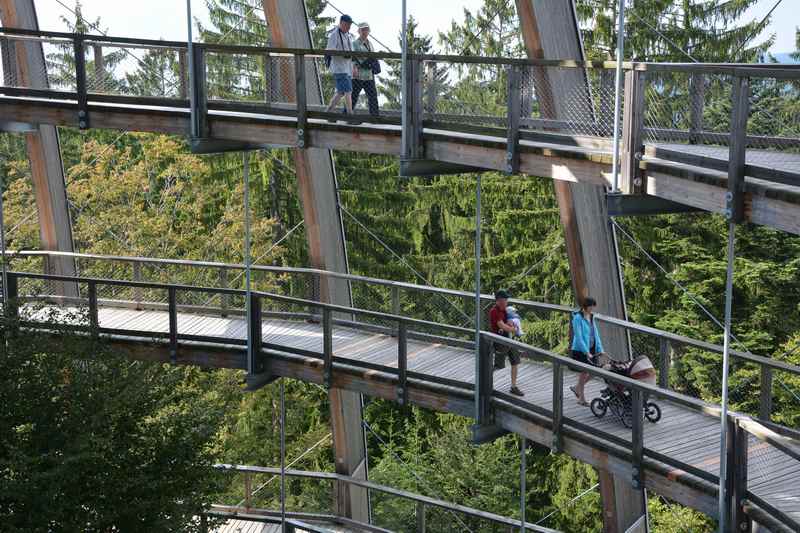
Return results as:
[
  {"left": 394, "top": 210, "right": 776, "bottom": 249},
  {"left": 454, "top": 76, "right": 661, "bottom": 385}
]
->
[{"left": 589, "top": 355, "right": 661, "bottom": 428}]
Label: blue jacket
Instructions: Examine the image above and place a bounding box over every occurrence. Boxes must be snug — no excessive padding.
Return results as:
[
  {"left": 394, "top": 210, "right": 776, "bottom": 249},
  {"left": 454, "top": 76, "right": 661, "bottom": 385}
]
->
[{"left": 570, "top": 311, "right": 604, "bottom": 354}]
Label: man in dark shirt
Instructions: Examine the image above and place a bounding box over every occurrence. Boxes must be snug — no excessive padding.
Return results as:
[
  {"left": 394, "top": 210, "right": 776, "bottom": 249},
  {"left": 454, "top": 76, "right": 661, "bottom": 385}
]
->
[{"left": 489, "top": 290, "right": 524, "bottom": 396}]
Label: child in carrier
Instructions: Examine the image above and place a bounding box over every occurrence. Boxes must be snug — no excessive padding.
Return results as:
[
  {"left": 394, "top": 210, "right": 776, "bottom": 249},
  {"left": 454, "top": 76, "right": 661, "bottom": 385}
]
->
[{"left": 506, "top": 306, "right": 523, "bottom": 338}]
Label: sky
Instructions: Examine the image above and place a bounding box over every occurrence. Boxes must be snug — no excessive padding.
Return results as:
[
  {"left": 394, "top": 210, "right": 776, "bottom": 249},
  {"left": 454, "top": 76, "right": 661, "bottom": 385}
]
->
[{"left": 33, "top": 0, "right": 798, "bottom": 55}]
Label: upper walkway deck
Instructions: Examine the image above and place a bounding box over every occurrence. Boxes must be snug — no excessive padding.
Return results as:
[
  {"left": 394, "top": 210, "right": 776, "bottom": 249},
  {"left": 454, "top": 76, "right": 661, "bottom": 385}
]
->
[
  {"left": 1, "top": 27, "right": 799, "bottom": 234},
  {"left": 4, "top": 250, "right": 800, "bottom": 532}
]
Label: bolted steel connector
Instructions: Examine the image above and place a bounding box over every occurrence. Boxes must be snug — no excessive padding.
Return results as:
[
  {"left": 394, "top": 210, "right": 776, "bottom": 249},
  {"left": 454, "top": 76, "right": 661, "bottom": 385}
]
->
[
  {"left": 79, "top": 120, "right": 87, "bottom": 129},
  {"left": 78, "top": 110, "right": 86, "bottom": 118}
]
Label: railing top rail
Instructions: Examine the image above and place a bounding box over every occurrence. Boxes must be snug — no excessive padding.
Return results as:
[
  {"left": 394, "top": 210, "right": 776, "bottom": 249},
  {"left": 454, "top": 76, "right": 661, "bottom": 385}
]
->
[
  {"left": 736, "top": 417, "right": 800, "bottom": 461},
  {"left": 4, "top": 26, "right": 798, "bottom": 78},
  {"left": 7, "top": 270, "right": 474, "bottom": 336},
  {"left": 213, "top": 464, "right": 560, "bottom": 533},
  {"left": 11, "top": 250, "right": 799, "bottom": 376}
]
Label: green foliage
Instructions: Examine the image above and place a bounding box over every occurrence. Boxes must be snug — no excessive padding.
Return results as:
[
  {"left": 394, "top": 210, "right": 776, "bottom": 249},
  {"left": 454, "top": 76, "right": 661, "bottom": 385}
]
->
[{"left": 0, "top": 315, "right": 233, "bottom": 532}]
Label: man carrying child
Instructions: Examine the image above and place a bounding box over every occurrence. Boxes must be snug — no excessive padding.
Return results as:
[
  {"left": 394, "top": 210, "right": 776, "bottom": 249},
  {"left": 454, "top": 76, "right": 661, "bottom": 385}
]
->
[{"left": 488, "top": 290, "right": 524, "bottom": 396}]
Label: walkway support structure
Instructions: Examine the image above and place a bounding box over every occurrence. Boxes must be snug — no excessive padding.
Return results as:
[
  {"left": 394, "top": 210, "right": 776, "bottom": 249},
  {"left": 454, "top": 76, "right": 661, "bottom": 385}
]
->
[
  {"left": 0, "top": 0, "right": 76, "bottom": 295},
  {"left": 260, "top": 0, "right": 369, "bottom": 524},
  {"left": 514, "top": 1, "right": 643, "bottom": 532}
]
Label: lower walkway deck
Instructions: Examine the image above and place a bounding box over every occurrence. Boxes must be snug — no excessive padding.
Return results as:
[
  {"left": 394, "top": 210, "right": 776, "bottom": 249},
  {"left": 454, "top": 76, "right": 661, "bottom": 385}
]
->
[{"left": 28, "top": 303, "right": 798, "bottom": 529}]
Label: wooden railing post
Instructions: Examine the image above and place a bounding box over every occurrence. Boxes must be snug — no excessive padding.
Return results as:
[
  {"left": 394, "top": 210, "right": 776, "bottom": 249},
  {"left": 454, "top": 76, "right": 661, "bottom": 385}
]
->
[
  {"left": 402, "top": 57, "right": 424, "bottom": 162},
  {"left": 416, "top": 501, "right": 426, "bottom": 533},
  {"left": 132, "top": 261, "right": 143, "bottom": 310},
  {"left": 88, "top": 280, "right": 98, "bottom": 337},
  {"left": 248, "top": 293, "right": 263, "bottom": 374},
  {"left": 323, "top": 307, "right": 332, "bottom": 388},
  {"left": 168, "top": 286, "right": 178, "bottom": 363},
  {"left": 731, "top": 419, "right": 750, "bottom": 531},
  {"left": 191, "top": 44, "right": 208, "bottom": 139},
  {"left": 506, "top": 65, "right": 521, "bottom": 174},
  {"left": 727, "top": 76, "right": 750, "bottom": 223},
  {"left": 476, "top": 334, "right": 494, "bottom": 425},
  {"left": 620, "top": 69, "right": 645, "bottom": 194},
  {"left": 178, "top": 50, "right": 188, "bottom": 100},
  {"left": 688, "top": 73, "right": 705, "bottom": 145},
  {"left": 74, "top": 35, "right": 89, "bottom": 129},
  {"left": 658, "top": 337, "right": 672, "bottom": 389},
  {"left": 723, "top": 415, "right": 737, "bottom": 527},
  {"left": 631, "top": 388, "right": 644, "bottom": 489},
  {"left": 551, "top": 361, "right": 564, "bottom": 452},
  {"left": 294, "top": 53, "right": 308, "bottom": 149},
  {"left": 5, "top": 272, "right": 18, "bottom": 322},
  {"left": 397, "top": 321, "right": 408, "bottom": 407},
  {"left": 759, "top": 366, "right": 773, "bottom": 421},
  {"left": 244, "top": 471, "right": 252, "bottom": 510},
  {"left": 218, "top": 268, "right": 229, "bottom": 317},
  {"left": 391, "top": 285, "right": 400, "bottom": 336}
]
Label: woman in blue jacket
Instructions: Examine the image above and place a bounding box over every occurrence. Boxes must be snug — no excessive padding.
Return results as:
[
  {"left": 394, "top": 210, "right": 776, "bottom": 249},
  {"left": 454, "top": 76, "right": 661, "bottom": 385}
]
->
[{"left": 569, "top": 296, "right": 606, "bottom": 406}]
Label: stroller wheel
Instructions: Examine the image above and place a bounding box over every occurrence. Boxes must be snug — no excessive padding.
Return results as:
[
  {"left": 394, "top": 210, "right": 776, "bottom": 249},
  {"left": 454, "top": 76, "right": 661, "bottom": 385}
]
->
[
  {"left": 590, "top": 398, "right": 607, "bottom": 418},
  {"left": 645, "top": 402, "right": 661, "bottom": 423},
  {"left": 621, "top": 409, "right": 633, "bottom": 428}
]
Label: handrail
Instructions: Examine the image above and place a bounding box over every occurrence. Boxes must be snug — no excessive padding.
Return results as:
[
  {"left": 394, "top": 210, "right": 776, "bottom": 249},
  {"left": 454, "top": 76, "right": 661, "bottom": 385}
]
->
[
  {"left": 2, "top": 26, "right": 799, "bottom": 78},
  {"left": 9, "top": 250, "right": 800, "bottom": 377},
  {"left": 214, "top": 464, "right": 561, "bottom": 533}
]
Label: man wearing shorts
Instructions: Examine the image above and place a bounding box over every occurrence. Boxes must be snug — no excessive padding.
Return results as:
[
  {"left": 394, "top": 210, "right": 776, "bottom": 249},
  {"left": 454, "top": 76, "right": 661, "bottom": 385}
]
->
[
  {"left": 325, "top": 15, "right": 356, "bottom": 121},
  {"left": 489, "top": 290, "right": 524, "bottom": 396}
]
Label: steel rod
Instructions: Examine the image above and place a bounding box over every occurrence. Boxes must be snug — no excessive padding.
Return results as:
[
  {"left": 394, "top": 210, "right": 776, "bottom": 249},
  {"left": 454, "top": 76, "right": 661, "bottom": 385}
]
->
[
  {"left": 718, "top": 220, "right": 736, "bottom": 533},
  {"left": 610, "top": 0, "right": 627, "bottom": 193},
  {"left": 280, "top": 378, "right": 286, "bottom": 531},
  {"left": 520, "top": 436, "right": 526, "bottom": 533},
  {"left": 474, "top": 174, "right": 482, "bottom": 418},
  {"left": 0, "top": 173, "right": 7, "bottom": 304},
  {"left": 186, "top": 0, "right": 196, "bottom": 138},
  {"left": 400, "top": 0, "right": 408, "bottom": 160},
  {"left": 244, "top": 152, "right": 254, "bottom": 374}
]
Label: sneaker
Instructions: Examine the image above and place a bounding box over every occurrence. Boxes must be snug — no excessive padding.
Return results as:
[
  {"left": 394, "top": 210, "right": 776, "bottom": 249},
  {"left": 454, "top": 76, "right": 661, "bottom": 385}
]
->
[{"left": 510, "top": 386, "right": 524, "bottom": 397}]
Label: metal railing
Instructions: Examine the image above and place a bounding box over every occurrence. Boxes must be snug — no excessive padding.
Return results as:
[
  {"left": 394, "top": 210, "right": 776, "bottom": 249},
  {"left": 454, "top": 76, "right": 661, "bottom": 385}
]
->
[
  {"left": 212, "top": 465, "right": 560, "bottom": 533},
  {"left": 2, "top": 261, "right": 799, "bottom": 531},
  {"left": 1, "top": 27, "right": 798, "bottom": 188},
  {"left": 6, "top": 250, "right": 799, "bottom": 425}
]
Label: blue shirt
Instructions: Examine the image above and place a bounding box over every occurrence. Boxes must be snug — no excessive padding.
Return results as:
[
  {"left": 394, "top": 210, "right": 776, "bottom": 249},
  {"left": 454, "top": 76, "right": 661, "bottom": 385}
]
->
[{"left": 571, "top": 312, "right": 604, "bottom": 354}]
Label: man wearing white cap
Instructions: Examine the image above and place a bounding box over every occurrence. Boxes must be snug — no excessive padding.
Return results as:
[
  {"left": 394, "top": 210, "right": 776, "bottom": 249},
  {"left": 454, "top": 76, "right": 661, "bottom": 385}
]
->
[{"left": 351, "top": 22, "right": 380, "bottom": 116}]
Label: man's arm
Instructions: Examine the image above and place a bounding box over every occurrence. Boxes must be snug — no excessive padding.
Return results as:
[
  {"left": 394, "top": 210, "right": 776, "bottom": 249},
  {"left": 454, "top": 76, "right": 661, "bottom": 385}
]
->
[
  {"left": 326, "top": 30, "right": 338, "bottom": 50},
  {"left": 497, "top": 320, "right": 516, "bottom": 334}
]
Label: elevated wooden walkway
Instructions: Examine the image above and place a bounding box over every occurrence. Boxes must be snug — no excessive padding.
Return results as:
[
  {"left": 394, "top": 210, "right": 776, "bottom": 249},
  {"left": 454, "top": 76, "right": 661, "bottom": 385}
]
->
[
  {"left": 4, "top": 252, "right": 800, "bottom": 532},
  {"left": 1, "top": 27, "right": 799, "bottom": 234}
]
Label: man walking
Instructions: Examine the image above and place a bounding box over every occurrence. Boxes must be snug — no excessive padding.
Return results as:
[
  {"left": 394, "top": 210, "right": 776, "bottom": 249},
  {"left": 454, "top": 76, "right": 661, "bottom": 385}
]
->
[
  {"left": 351, "top": 22, "right": 379, "bottom": 116},
  {"left": 489, "top": 290, "right": 524, "bottom": 396},
  {"left": 325, "top": 14, "right": 356, "bottom": 121}
]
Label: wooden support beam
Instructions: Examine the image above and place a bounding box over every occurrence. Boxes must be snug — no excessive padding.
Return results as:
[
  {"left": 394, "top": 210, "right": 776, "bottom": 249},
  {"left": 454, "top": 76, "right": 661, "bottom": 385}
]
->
[
  {"left": 74, "top": 36, "right": 88, "bottom": 129},
  {"left": 168, "top": 286, "right": 177, "bottom": 363},
  {"left": 620, "top": 69, "right": 644, "bottom": 194},
  {"left": 323, "top": 307, "right": 333, "bottom": 388},
  {"left": 249, "top": 293, "right": 263, "bottom": 374},
  {"left": 630, "top": 388, "right": 644, "bottom": 490},
  {"left": 190, "top": 44, "right": 208, "bottom": 139},
  {"left": 727, "top": 76, "right": 749, "bottom": 223},
  {"left": 294, "top": 53, "right": 308, "bottom": 148},
  {"left": 658, "top": 337, "right": 671, "bottom": 389},
  {"left": 732, "top": 421, "right": 750, "bottom": 531},
  {"left": 0, "top": 0, "right": 78, "bottom": 297},
  {"left": 397, "top": 321, "right": 408, "bottom": 406},
  {"left": 551, "top": 361, "right": 563, "bottom": 452},
  {"left": 261, "top": 0, "right": 367, "bottom": 524},
  {"left": 402, "top": 57, "right": 424, "bottom": 165}
]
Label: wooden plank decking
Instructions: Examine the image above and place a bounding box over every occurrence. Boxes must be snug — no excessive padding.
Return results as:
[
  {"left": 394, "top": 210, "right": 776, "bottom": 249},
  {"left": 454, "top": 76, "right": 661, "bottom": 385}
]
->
[{"left": 36, "top": 304, "right": 797, "bottom": 526}]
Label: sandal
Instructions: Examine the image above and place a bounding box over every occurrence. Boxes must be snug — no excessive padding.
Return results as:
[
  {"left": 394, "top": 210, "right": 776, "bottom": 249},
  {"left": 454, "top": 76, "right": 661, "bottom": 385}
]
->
[
  {"left": 570, "top": 386, "right": 588, "bottom": 406},
  {"left": 510, "top": 386, "right": 525, "bottom": 397}
]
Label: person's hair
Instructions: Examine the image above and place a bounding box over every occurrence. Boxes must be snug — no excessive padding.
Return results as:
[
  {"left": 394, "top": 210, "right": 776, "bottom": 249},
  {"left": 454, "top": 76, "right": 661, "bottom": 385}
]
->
[
  {"left": 495, "top": 289, "right": 510, "bottom": 300},
  {"left": 581, "top": 296, "right": 597, "bottom": 309}
]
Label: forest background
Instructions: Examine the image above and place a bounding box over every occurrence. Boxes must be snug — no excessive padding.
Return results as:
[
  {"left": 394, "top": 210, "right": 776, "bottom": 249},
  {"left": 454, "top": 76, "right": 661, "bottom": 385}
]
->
[{"left": 1, "top": 0, "right": 799, "bottom": 531}]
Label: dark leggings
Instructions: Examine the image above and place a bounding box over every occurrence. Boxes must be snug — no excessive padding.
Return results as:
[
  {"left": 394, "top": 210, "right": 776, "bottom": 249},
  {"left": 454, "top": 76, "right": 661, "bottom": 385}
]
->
[{"left": 352, "top": 79, "right": 379, "bottom": 115}]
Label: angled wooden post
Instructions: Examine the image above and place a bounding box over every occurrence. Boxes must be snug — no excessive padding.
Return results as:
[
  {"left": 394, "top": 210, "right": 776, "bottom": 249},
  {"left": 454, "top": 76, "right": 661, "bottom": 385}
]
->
[
  {"left": 506, "top": 65, "right": 522, "bottom": 174},
  {"left": 294, "top": 53, "right": 308, "bottom": 148},
  {"left": 397, "top": 321, "right": 408, "bottom": 406},
  {"left": 727, "top": 76, "right": 750, "bottom": 223},
  {"left": 620, "top": 69, "right": 645, "bottom": 194},
  {"left": 759, "top": 366, "right": 773, "bottom": 421},
  {"left": 74, "top": 35, "right": 89, "bottom": 129},
  {"left": 551, "top": 361, "right": 564, "bottom": 452}
]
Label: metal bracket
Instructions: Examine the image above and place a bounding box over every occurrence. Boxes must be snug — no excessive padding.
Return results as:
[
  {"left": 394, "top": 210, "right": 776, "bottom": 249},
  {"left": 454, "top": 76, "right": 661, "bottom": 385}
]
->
[{"left": 607, "top": 193, "right": 704, "bottom": 217}]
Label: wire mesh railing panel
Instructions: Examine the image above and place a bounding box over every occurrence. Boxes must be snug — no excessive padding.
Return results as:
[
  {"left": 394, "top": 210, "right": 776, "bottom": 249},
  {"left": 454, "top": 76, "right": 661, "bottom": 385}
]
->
[
  {"left": 771, "top": 369, "right": 800, "bottom": 428},
  {"left": 745, "top": 76, "right": 800, "bottom": 174},
  {"left": 369, "top": 488, "right": 417, "bottom": 533},
  {"left": 83, "top": 42, "right": 187, "bottom": 99},
  {"left": 206, "top": 50, "right": 276, "bottom": 103},
  {"left": 746, "top": 433, "right": 799, "bottom": 519},
  {"left": 0, "top": 36, "right": 76, "bottom": 92}
]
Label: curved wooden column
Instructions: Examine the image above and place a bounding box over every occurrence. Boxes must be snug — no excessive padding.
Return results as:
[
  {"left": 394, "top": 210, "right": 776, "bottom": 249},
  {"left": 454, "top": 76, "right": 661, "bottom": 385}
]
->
[
  {"left": 515, "top": 2, "right": 643, "bottom": 532},
  {"left": 261, "top": 0, "right": 369, "bottom": 523},
  {"left": 0, "top": 0, "right": 77, "bottom": 295}
]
